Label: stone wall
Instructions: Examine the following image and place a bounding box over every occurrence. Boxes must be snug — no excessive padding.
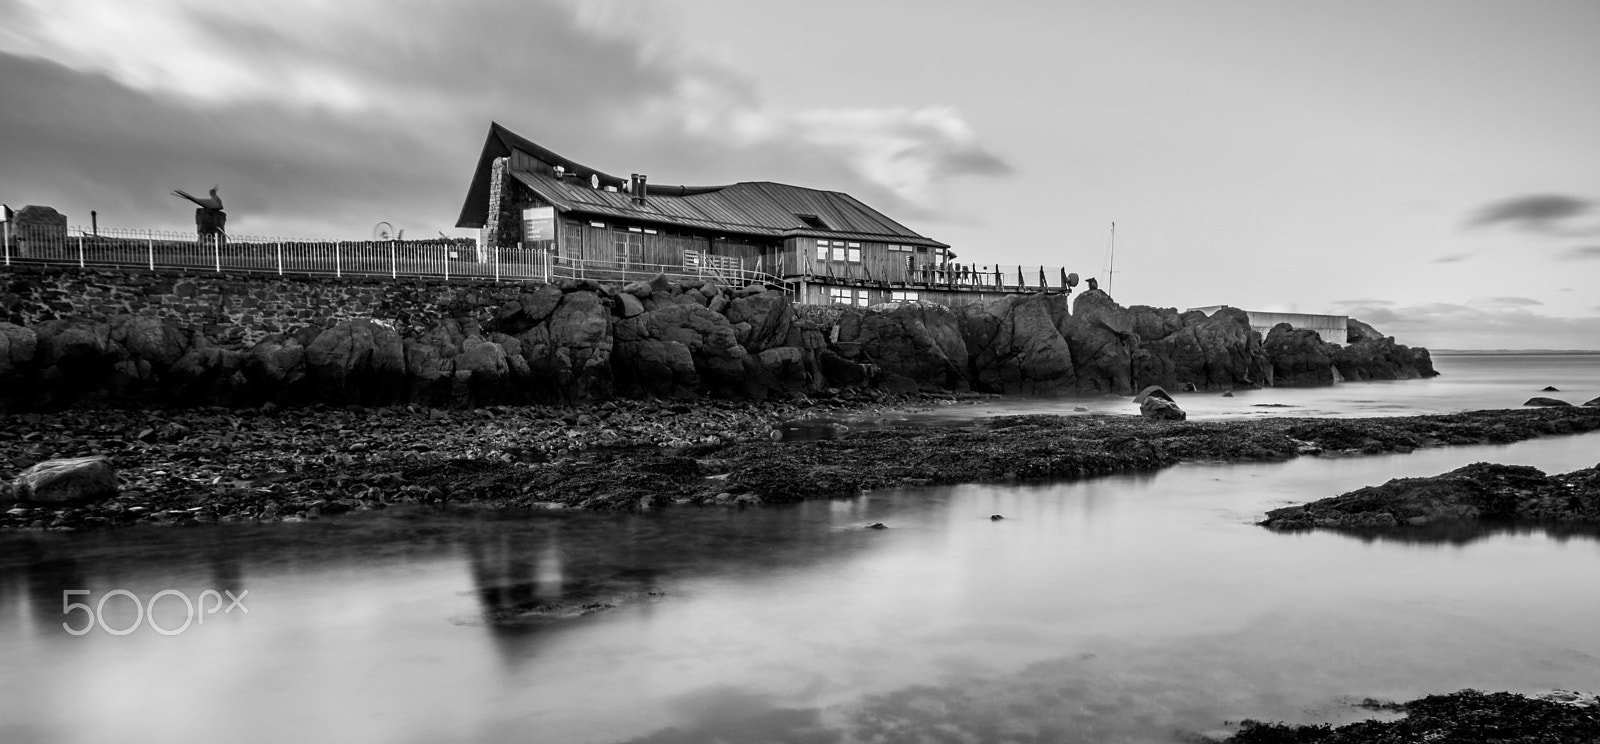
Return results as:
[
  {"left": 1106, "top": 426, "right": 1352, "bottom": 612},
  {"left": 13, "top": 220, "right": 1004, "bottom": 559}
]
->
[{"left": 2, "top": 264, "right": 528, "bottom": 349}]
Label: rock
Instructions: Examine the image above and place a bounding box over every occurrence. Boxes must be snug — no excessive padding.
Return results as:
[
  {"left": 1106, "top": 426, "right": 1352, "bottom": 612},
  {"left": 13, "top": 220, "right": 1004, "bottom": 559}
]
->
[
  {"left": 1345, "top": 317, "right": 1386, "bottom": 344},
  {"left": 1523, "top": 397, "right": 1572, "bottom": 407},
  {"left": 840, "top": 301, "right": 970, "bottom": 392},
  {"left": 1542, "top": 385, "right": 1560, "bottom": 392},
  {"left": 617, "top": 292, "right": 646, "bottom": 318},
  {"left": 1262, "top": 323, "right": 1335, "bottom": 387},
  {"left": 865, "top": 522, "right": 888, "bottom": 530},
  {"left": 723, "top": 290, "right": 793, "bottom": 352},
  {"left": 1142, "top": 307, "right": 1269, "bottom": 391},
  {"left": 958, "top": 294, "right": 1070, "bottom": 393},
  {"left": 0, "top": 322, "right": 39, "bottom": 378},
  {"left": 612, "top": 303, "right": 748, "bottom": 398},
  {"left": 515, "top": 290, "right": 614, "bottom": 402},
  {"left": 1222, "top": 391, "right": 1234, "bottom": 397},
  {"left": 621, "top": 280, "right": 653, "bottom": 299},
  {"left": 1133, "top": 385, "right": 1175, "bottom": 404},
  {"left": 1333, "top": 333, "right": 1436, "bottom": 382},
  {"left": 1139, "top": 396, "right": 1186, "bottom": 421},
  {"left": 111, "top": 316, "right": 188, "bottom": 369},
  {"left": 989, "top": 514, "right": 1004, "bottom": 521},
  {"left": 1261, "top": 462, "right": 1600, "bottom": 530},
  {"left": 1056, "top": 289, "right": 1136, "bottom": 393},
  {"left": 1586, "top": 396, "right": 1600, "bottom": 407},
  {"left": 304, "top": 319, "right": 407, "bottom": 404},
  {"left": 13, "top": 456, "right": 118, "bottom": 504}
]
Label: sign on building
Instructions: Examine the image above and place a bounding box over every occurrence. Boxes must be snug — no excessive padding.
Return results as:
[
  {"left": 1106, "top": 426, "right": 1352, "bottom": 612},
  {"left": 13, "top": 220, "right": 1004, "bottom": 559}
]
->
[{"left": 522, "top": 206, "right": 555, "bottom": 244}]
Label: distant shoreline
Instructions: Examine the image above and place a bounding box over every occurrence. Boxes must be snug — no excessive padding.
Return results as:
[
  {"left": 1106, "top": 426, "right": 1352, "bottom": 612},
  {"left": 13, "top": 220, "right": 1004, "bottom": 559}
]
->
[{"left": 1431, "top": 349, "right": 1600, "bottom": 355}]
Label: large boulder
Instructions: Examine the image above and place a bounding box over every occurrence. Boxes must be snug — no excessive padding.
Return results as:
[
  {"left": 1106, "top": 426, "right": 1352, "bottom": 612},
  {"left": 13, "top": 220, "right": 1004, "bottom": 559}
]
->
[
  {"left": 958, "top": 294, "right": 1070, "bottom": 393},
  {"left": 456, "top": 336, "right": 513, "bottom": 404},
  {"left": 513, "top": 290, "right": 614, "bottom": 402},
  {"left": 244, "top": 334, "right": 309, "bottom": 403},
  {"left": 0, "top": 322, "right": 38, "bottom": 378},
  {"left": 1346, "top": 318, "right": 1386, "bottom": 344},
  {"left": 490, "top": 284, "right": 564, "bottom": 335},
  {"left": 612, "top": 303, "right": 750, "bottom": 398},
  {"left": 1523, "top": 397, "right": 1572, "bottom": 407},
  {"left": 304, "top": 319, "right": 407, "bottom": 404},
  {"left": 12, "top": 456, "right": 118, "bottom": 504},
  {"left": 1139, "top": 395, "right": 1187, "bottom": 421},
  {"left": 1142, "top": 307, "right": 1269, "bottom": 391},
  {"left": 1333, "top": 334, "right": 1438, "bottom": 381},
  {"left": 1057, "top": 289, "right": 1137, "bottom": 394},
  {"left": 841, "top": 302, "right": 970, "bottom": 392},
  {"left": 1262, "top": 323, "right": 1336, "bottom": 387},
  {"left": 111, "top": 315, "right": 188, "bottom": 369},
  {"left": 723, "top": 290, "right": 794, "bottom": 352}
]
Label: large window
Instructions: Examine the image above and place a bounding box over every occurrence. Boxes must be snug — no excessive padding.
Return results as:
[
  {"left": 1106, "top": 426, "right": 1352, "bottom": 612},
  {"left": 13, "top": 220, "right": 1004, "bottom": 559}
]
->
[
  {"left": 829, "top": 287, "right": 871, "bottom": 307},
  {"left": 614, "top": 229, "right": 644, "bottom": 265},
  {"left": 816, "top": 240, "right": 862, "bottom": 263},
  {"left": 890, "top": 291, "right": 919, "bottom": 303}
]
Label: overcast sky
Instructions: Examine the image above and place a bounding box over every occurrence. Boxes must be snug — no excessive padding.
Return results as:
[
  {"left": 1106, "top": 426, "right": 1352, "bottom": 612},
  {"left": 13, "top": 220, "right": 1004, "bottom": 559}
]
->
[{"left": 2, "top": 0, "right": 1597, "bottom": 349}]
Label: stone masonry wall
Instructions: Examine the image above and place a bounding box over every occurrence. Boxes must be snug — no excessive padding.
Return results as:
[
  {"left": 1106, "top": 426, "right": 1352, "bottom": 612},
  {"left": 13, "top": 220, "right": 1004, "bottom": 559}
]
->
[{"left": 1, "top": 264, "right": 529, "bottom": 349}]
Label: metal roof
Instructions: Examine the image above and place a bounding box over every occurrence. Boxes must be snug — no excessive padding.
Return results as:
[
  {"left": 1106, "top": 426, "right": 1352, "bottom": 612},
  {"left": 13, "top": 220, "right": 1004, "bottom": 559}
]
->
[{"left": 455, "top": 123, "right": 947, "bottom": 248}]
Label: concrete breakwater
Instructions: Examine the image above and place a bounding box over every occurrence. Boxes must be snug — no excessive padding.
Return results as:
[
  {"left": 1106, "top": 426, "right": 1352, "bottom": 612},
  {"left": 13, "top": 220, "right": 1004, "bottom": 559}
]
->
[{"left": 0, "top": 266, "right": 1436, "bottom": 410}]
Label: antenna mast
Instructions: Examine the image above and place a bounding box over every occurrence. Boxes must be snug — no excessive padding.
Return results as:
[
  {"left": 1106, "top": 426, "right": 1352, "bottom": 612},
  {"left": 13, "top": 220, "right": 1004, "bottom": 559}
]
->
[{"left": 1106, "top": 221, "right": 1116, "bottom": 293}]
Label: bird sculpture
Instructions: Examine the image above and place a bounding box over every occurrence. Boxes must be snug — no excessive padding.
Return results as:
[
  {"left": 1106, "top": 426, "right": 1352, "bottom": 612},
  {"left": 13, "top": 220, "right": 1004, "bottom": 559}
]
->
[{"left": 172, "top": 186, "right": 224, "bottom": 211}]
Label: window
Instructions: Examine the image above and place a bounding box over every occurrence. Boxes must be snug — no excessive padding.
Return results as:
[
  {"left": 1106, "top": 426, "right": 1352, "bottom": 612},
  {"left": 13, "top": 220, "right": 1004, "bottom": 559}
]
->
[
  {"left": 614, "top": 230, "right": 643, "bottom": 265},
  {"left": 817, "top": 240, "right": 862, "bottom": 263},
  {"left": 796, "top": 213, "right": 829, "bottom": 230},
  {"left": 891, "top": 291, "right": 919, "bottom": 303},
  {"left": 816, "top": 240, "right": 831, "bottom": 261},
  {"left": 829, "top": 287, "right": 871, "bottom": 307},
  {"left": 846, "top": 242, "right": 862, "bottom": 263},
  {"left": 589, "top": 221, "right": 607, "bottom": 229}
]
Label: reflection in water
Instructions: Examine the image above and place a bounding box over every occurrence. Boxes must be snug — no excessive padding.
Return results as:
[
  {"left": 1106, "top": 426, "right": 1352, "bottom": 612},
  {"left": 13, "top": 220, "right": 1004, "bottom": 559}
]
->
[
  {"left": 1301, "top": 521, "right": 1600, "bottom": 547},
  {"left": 0, "top": 431, "right": 1598, "bottom": 744}
]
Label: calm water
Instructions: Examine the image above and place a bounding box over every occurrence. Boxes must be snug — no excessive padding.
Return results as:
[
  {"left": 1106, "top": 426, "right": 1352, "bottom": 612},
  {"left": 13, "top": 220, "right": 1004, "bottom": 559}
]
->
[
  {"left": 803, "top": 353, "right": 1600, "bottom": 432},
  {"left": 2, "top": 354, "right": 1599, "bottom": 743}
]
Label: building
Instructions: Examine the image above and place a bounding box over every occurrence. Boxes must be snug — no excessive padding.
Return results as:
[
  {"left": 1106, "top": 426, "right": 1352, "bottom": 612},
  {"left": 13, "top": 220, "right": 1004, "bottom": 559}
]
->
[
  {"left": 456, "top": 123, "right": 1073, "bottom": 306},
  {"left": 1188, "top": 306, "right": 1348, "bottom": 344}
]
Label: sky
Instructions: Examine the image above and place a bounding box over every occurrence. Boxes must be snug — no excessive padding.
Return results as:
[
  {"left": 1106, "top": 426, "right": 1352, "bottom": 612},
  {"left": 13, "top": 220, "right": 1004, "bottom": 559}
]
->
[{"left": 1, "top": 0, "right": 1597, "bottom": 350}]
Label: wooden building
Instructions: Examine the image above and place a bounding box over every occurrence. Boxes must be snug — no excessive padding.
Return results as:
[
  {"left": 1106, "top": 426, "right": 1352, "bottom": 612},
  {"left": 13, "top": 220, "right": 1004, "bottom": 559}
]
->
[{"left": 457, "top": 123, "right": 1069, "bottom": 306}]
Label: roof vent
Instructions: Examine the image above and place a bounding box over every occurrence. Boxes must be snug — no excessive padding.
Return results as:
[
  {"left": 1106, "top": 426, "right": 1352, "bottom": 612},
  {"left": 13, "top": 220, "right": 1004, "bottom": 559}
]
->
[
  {"left": 554, "top": 165, "right": 566, "bottom": 177},
  {"left": 795, "top": 213, "right": 828, "bottom": 230},
  {"left": 631, "top": 174, "right": 649, "bottom": 204}
]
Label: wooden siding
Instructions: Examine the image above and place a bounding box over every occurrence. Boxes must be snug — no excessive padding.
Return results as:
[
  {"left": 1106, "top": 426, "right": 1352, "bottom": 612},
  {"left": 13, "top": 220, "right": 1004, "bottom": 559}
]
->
[{"left": 555, "top": 218, "right": 773, "bottom": 271}]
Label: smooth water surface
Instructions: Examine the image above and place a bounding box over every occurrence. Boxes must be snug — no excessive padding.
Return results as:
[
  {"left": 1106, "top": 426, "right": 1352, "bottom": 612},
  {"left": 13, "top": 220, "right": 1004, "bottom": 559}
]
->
[{"left": 2, "top": 353, "right": 1599, "bottom": 742}]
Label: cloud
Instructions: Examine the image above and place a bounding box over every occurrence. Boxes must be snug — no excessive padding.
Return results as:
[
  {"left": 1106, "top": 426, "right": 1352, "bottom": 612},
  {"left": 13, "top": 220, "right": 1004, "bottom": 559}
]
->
[
  {"left": 1562, "top": 245, "right": 1600, "bottom": 260},
  {"left": 0, "top": 0, "right": 1009, "bottom": 236},
  {"left": 1466, "top": 193, "right": 1594, "bottom": 232},
  {"left": 1431, "top": 253, "right": 1470, "bottom": 263},
  {"left": 1482, "top": 296, "right": 1543, "bottom": 307}
]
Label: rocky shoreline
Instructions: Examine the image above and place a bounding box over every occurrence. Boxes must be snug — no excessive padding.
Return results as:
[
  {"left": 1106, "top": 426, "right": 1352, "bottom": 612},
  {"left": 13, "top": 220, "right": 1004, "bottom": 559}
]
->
[
  {"left": 1216, "top": 689, "right": 1600, "bottom": 743},
  {"left": 3, "top": 402, "right": 1597, "bottom": 532},
  {"left": 1261, "top": 461, "right": 1600, "bottom": 530}
]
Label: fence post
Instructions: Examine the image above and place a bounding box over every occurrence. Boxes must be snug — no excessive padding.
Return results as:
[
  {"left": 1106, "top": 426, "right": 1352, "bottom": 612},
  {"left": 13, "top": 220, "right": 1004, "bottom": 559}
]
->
[
  {"left": 78, "top": 232, "right": 85, "bottom": 268},
  {"left": 3, "top": 221, "right": 10, "bottom": 266},
  {"left": 443, "top": 244, "right": 449, "bottom": 281},
  {"left": 147, "top": 231, "right": 155, "bottom": 270},
  {"left": 335, "top": 242, "right": 342, "bottom": 278},
  {"left": 493, "top": 246, "right": 500, "bottom": 282},
  {"left": 276, "top": 241, "right": 283, "bottom": 275},
  {"left": 390, "top": 240, "right": 397, "bottom": 279},
  {"left": 213, "top": 235, "right": 221, "bottom": 272}
]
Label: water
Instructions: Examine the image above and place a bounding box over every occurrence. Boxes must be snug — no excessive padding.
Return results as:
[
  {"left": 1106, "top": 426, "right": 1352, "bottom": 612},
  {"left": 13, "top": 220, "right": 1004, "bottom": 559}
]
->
[
  {"left": 2, "top": 354, "right": 1599, "bottom": 743},
  {"left": 791, "top": 353, "right": 1600, "bottom": 435}
]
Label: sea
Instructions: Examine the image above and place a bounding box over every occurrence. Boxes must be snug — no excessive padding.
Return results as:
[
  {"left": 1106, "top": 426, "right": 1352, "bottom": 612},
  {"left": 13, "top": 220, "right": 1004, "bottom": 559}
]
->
[{"left": 1, "top": 352, "right": 1597, "bottom": 743}]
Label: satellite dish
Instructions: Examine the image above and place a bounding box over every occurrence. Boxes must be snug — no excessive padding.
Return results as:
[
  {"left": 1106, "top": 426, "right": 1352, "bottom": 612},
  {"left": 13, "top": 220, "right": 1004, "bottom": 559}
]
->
[
  {"left": 373, "top": 221, "right": 395, "bottom": 240},
  {"left": 590, "top": 174, "right": 600, "bottom": 189},
  {"left": 1066, "top": 272, "right": 1080, "bottom": 288}
]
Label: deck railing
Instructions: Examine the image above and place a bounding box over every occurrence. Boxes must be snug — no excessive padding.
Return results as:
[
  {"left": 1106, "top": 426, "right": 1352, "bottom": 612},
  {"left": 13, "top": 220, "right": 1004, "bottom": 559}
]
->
[{"left": 0, "top": 224, "right": 798, "bottom": 290}]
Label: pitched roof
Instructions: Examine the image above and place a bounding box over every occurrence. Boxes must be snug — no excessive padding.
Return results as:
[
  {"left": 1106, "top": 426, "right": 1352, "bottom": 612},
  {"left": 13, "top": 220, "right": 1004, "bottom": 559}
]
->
[{"left": 455, "top": 123, "right": 947, "bottom": 248}]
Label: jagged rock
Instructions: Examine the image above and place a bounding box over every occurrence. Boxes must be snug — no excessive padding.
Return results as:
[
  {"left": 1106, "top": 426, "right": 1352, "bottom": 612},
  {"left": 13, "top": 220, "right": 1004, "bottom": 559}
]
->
[
  {"left": 0, "top": 322, "right": 38, "bottom": 377},
  {"left": 617, "top": 292, "right": 646, "bottom": 318},
  {"left": 304, "top": 319, "right": 407, "bottom": 404},
  {"left": 1058, "top": 289, "right": 1136, "bottom": 393},
  {"left": 13, "top": 456, "right": 118, "bottom": 504},
  {"left": 723, "top": 290, "right": 793, "bottom": 352},
  {"left": 1523, "top": 397, "right": 1572, "bottom": 407},
  {"left": 491, "top": 284, "right": 564, "bottom": 335},
  {"left": 111, "top": 315, "right": 188, "bottom": 368},
  {"left": 1127, "top": 305, "right": 1186, "bottom": 343},
  {"left": 1333, "top": 334, "right": 1435, "bottom": 381},
  {"left": 245, "top": 335, "right": 308, "bottom": 401},
  {"left": 1346, "top": 317, "right": 1386, "bottom": 344},
  {"left": 1139, "top": 395, "right": 1186, "bottom": 421},
  {"left": 959, "top": 294, "right": 1070, "bottom": 393},
  {"left": 1542, "top": 385, "right": 1560, "bottom": 392},
  {"left": 1585, "top": 396, "right": 1600, "bottom": 407},
  {"left": 612, "top": 303, "right": 747, "bottom": 398},
  {"left": 1133, "top": 385, "right": 1175, "bottom": 403},
  {"left": 621, "top": 280, "right": 653, "bottom": 298},
  {"left": 839, "top": 301, "right": 969, "bottom": 392},
  {"left": 1263, "top": 323, "right": 1335, "bottom": 387},
  {"left": 515, "top": 290, "right": 613, "bottom": 402},
  {"left": 1261, "top": 462, "right": 1600, "bottom": 529},
  {"left": 458, "top": 337, "right": 512, "bottom": 404},
  {"left": 1142, "top": 307, "right": 1268, "bottom": 391}
]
